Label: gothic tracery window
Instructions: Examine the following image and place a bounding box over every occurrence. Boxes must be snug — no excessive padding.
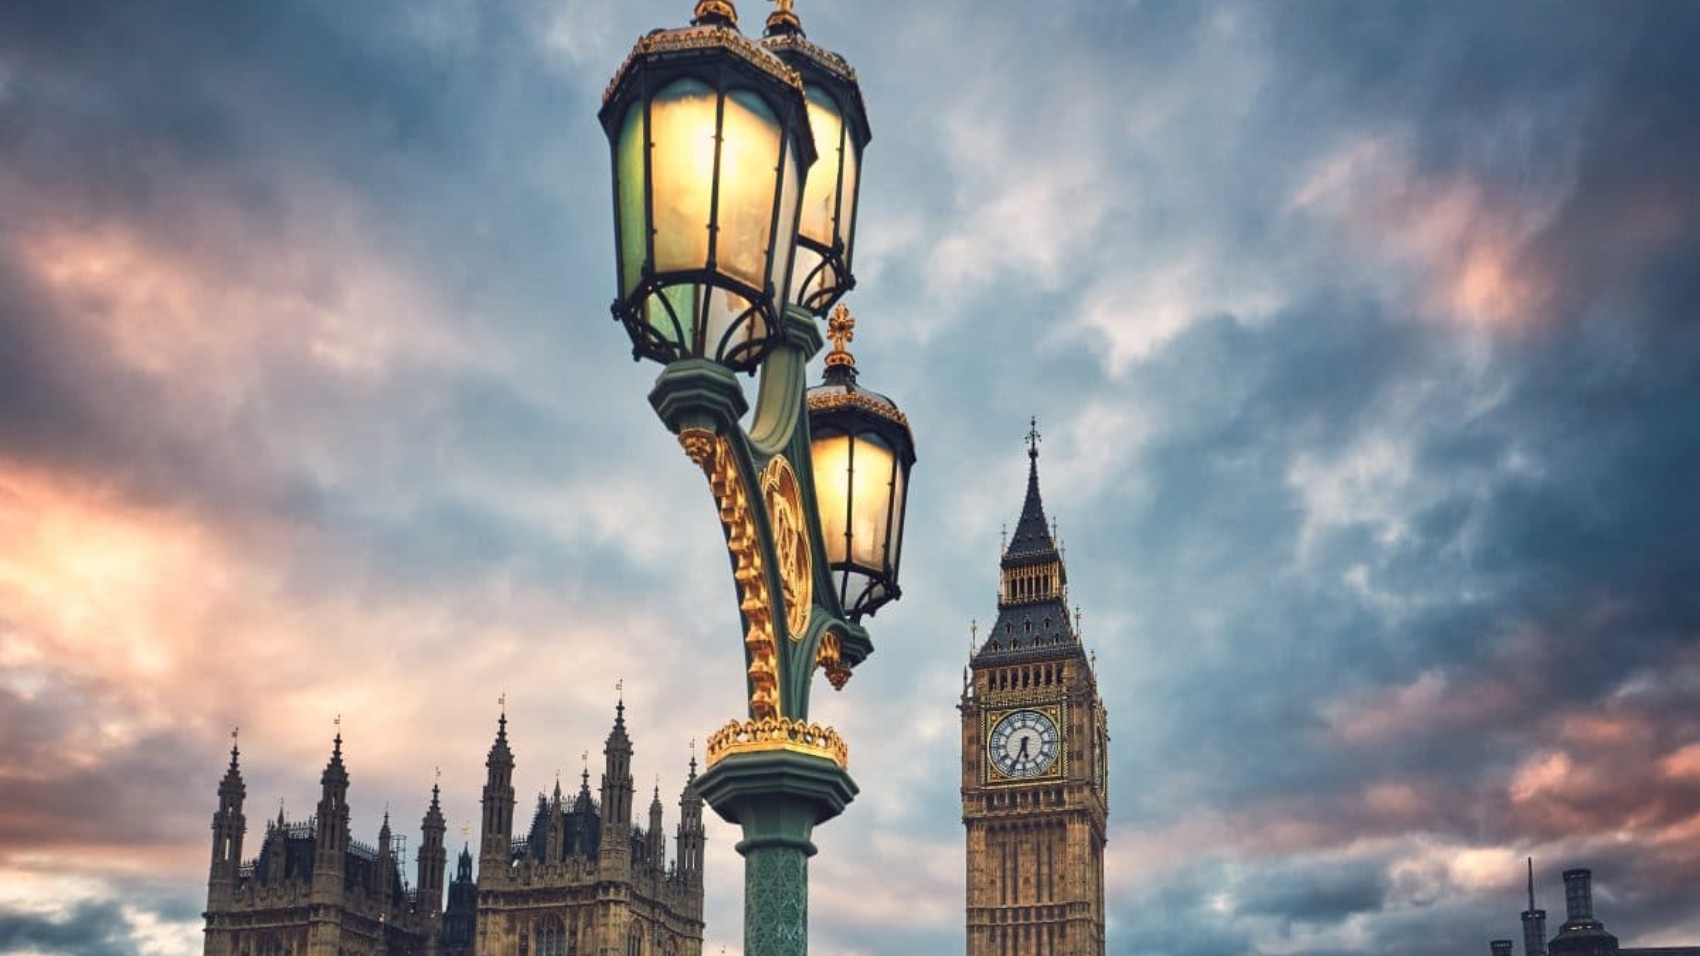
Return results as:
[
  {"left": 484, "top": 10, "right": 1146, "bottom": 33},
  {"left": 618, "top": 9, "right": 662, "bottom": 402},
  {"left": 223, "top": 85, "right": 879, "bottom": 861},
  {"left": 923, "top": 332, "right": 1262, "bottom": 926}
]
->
[{"left": 535, "top": 916, "right": 566, "bottom": 956}]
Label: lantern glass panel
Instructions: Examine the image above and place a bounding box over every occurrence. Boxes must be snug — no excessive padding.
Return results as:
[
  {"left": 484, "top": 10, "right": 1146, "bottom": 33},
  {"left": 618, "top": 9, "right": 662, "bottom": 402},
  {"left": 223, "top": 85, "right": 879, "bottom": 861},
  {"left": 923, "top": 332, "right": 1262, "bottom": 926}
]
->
[
  {"left": 716, "top": 88, "right": 782, "bottom": 289},
  {"left": 649, "top": 79, "right": 718, "bottom": 276},
  {"left": 812, "top": 432, "right": 853, "bottom": 569},
  {"left": 839, "top": 126, "right": 859, "bottom": 265},
  {"left": 616, "top": 103, "right": 647, "bottom": 299},
  {"left": 848, "top": 432, "right": 896, "bottom": 569},
  {"left": 886, "top": 450, "right": 905, "bottom": 571},
  {"left": 798, "top": 86, "right": 844, "bottom": 247},
  {"left": 772, "top": 126, "right": 801, "bottom": 307}
]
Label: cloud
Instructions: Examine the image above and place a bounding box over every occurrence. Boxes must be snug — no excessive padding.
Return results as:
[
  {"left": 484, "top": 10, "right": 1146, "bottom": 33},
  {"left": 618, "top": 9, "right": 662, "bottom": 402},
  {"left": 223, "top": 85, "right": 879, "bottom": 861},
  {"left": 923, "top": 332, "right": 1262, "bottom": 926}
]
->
[{"left": 3, "top": 1, "right": 1700, "bottom": 955}]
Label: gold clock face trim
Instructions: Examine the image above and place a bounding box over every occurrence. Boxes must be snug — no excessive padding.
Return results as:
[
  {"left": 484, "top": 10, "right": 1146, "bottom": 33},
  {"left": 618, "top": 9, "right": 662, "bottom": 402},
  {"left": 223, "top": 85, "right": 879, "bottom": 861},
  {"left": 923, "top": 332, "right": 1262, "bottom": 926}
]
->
[
  {"left": 986, "top": 707, "right": 1062, "bottom": 781},
  {"left": 760, "top": 453, "right": 812, "bottom": 641}
]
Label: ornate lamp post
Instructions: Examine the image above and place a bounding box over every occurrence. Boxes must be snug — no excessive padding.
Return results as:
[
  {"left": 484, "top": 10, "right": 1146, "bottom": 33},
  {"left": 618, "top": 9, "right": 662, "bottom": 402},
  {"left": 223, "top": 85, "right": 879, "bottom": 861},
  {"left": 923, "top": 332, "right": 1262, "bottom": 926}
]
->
[{"left": 599, "top": 3, "right": 913, "bottom": 955}]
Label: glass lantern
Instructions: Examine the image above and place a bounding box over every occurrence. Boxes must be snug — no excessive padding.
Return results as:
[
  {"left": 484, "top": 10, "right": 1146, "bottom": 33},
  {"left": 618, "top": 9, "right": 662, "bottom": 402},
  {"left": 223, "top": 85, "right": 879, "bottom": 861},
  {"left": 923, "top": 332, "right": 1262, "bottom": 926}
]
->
[{"left": 600, "top": 2, "right": 817, "bottom": 372}]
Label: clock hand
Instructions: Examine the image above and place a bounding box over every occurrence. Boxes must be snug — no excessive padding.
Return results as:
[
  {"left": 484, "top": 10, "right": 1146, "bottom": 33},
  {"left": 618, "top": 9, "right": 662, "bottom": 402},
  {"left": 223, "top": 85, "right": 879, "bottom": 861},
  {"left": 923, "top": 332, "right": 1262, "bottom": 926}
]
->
[{"left": 1017, "top": 737, "right": 1030, "bottom": 760}]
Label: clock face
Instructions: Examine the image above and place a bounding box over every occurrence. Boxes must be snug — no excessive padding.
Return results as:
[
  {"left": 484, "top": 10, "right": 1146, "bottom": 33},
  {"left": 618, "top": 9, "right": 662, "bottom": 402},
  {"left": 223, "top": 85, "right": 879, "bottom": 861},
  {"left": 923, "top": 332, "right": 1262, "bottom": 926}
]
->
[{"left": 988, "top": 710, "right": 1060, "bottom": 779}]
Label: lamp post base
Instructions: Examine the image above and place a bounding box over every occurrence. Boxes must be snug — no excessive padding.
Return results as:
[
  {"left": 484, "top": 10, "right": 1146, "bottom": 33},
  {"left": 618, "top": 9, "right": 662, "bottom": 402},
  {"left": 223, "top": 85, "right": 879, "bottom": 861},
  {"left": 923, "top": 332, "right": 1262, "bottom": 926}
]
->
[{"left": 695, "top": 750, "right": 858, "bottom": 956}]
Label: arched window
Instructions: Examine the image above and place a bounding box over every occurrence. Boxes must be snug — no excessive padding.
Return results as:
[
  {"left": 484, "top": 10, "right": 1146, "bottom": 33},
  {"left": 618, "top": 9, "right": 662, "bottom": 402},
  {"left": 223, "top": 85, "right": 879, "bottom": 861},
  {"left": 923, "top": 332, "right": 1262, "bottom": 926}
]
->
[
  {"left": 535, "top": 916, "right": 567, "bottom": 956},
  {"left": 627, "top": 923, "right": 644, "bottom": 956}
]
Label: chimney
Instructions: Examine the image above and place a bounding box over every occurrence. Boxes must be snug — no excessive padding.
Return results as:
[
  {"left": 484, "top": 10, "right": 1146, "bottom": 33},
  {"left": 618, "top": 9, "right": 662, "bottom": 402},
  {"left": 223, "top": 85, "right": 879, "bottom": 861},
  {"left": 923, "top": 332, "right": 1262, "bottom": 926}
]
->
[
  {"left": 1562, "top": 869, "right": 1594, "bottom": 922},
  {"left": 1493, "top": 941, "right": 1516, "bottom": 956},
  {"left": 1522, "top": 857, "right": 1548, "bottom": 956}
]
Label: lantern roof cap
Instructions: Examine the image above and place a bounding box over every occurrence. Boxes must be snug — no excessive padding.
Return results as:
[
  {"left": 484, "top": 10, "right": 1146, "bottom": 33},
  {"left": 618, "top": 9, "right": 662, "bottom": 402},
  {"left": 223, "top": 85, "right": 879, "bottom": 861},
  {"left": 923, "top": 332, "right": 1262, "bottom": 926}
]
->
[
  {"left": 806, "top": 305, "right": 912, "bottom": 442},
  {"left": 602, "top": 20, "right": 803, "bottom": 109},
  {"left": 759, "top": 7, "right": 870, "bottom": 146}
]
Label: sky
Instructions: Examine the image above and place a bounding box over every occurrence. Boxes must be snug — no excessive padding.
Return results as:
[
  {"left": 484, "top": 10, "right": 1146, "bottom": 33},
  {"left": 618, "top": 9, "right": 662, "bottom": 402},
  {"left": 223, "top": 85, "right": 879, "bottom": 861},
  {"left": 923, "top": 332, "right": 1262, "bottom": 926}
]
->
[{"left": 2, "top": 1, "right": 1698, "bottom": 954}]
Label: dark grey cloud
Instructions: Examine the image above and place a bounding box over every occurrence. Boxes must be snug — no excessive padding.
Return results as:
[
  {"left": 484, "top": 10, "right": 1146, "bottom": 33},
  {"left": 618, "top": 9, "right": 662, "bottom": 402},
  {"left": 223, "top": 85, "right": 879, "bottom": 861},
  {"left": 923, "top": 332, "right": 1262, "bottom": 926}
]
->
[
  {"left": 5, "top": 0, "right": 1700, "bottom": 954},
  {"left": 0, "top": 901, "right": 141, "bottom": 956}
]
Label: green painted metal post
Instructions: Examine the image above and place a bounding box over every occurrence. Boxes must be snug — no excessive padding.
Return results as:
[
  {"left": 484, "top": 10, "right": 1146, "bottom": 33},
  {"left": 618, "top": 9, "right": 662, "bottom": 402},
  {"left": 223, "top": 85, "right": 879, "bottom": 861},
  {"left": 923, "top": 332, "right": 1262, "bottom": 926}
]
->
[{"left": 695, "top": 750, "right": 858, "bottom": 956}]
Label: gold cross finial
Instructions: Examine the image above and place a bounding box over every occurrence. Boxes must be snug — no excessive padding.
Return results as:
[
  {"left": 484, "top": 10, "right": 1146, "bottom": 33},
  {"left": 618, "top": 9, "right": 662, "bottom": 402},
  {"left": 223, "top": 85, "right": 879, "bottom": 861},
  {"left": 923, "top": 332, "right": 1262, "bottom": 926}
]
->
[
  {"left": 825, "top": 303, "right": 857, "bottom": 368},
  {"left": 616, "top": 677, "right": 624, "bottom": 698},
  {"left": 460, "top": 822, "right": 472, "bottom": 839},
  {"left": 435, "top": 766, "right": 441, "bottom": 784},
  {"left": 1026, "top": 416, "right": 1042, "bottom": 458},
  {"left": 231, "top": 726, "right": 239, "bottom": 745},
  {"left": 334, "top": 713, "right": 341, "bottom": 730},
  {"left": 497, "top": 691, "right": 506, "bottom": 711}
]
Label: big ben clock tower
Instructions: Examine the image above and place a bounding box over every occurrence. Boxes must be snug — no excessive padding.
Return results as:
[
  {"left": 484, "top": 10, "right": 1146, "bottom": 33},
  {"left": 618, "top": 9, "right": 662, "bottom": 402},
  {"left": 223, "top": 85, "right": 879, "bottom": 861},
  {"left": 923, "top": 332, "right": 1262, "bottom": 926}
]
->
[{"left": 962, "top": 421, "right": 1108, "bottom": 956}]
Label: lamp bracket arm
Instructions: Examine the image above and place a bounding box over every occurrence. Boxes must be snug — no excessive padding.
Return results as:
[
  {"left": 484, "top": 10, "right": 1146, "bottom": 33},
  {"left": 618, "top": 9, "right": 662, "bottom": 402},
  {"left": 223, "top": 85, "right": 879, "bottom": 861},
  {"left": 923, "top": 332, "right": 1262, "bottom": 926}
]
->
[{"left": 746, "top": 306, "right": 824, "bottom": 457}]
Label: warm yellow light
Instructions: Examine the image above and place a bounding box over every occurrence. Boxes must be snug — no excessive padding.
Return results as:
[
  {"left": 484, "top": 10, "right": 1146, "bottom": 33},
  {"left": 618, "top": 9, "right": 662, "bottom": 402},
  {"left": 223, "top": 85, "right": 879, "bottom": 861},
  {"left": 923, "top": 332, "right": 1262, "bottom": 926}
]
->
[
  {"left": 811, "top": 432, "right": 896, "bottom": 571},
  {"left": 649, "top": 79, "right": 719, "bottom": 276},
  {"left": 715, "top": 89, "right": 781, "bottom": 290},
  {"left": 798, "top": 87, "right": 844, "bottom": 247}
]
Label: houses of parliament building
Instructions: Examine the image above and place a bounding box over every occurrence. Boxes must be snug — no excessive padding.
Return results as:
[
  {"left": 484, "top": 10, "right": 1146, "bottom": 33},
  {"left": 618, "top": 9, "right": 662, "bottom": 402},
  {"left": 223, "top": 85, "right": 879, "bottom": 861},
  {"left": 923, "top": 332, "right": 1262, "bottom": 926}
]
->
[{"left": 202, "top": 703, "right": 705, "bottom": 956}]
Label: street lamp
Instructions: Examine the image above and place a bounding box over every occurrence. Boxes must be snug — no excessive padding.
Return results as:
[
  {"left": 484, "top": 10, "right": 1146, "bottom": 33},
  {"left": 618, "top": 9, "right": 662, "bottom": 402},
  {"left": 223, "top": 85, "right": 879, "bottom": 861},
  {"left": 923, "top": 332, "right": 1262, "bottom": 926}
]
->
[
  {"left": 601, "top": 0, "right": 816, "bottom": 372},
  {"left": 761, "top": 3, "right": 871, "bottom": 317},
  {"left": 599, "top": 4, "right": 912, "bottom": 956},
  {"left": 808, "top": 304, "right": 914, "bottom": 624}
]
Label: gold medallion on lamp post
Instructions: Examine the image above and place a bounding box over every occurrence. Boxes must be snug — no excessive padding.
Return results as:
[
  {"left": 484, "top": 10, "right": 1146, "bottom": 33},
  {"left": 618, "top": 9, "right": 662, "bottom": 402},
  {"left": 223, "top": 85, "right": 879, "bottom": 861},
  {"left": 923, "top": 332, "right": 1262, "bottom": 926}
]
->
[{"left": 761, "top": 453, "right": 812, "bottom": 641}]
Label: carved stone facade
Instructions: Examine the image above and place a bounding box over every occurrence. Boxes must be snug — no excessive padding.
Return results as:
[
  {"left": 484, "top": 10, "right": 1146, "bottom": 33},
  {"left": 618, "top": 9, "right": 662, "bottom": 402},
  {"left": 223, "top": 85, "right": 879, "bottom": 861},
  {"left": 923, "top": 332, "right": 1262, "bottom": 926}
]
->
[
  {"left": 961, "top": 435, "right": 1109, "bottom": 956},
  {"left": 203, "top": 706, "right": 705, "bottom": 956}
]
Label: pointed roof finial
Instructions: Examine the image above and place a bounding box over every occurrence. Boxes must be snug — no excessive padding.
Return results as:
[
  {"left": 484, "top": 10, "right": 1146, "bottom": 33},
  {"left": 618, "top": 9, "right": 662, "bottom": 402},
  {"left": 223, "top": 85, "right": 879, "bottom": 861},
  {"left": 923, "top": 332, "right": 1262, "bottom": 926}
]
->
[
  {"left": 1528, "top": 857, "right": 1537, "bottom": 911},
  {"left": 332, "top": 714, "right": 343, "bottom": 755},
  {"left": 969, "top": 619, "right": 978, "bottom": 656},
  {"left": 1027, "top": 416, "right": 1042, "bottom": 460},
  {"left": 826, "top": 303, "right": 857, "bottom": 369},
  {"left": 765, "top": 0, "right": 803, "bottom": 35},
  {"left": 581, "top": 750, "right": 590, "bottom": 786},
  {"left": 693, "top": 0, "right": 738, "bottom": 27}
]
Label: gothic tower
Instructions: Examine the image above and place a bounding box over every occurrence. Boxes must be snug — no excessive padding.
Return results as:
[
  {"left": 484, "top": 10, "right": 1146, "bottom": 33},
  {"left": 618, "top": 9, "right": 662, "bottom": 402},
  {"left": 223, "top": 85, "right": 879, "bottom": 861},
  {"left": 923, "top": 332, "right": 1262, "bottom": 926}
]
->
[
  {"left": 675, "top": 754, "right": 706, "bottom": 899},
  {"left": 309, "top": 732, "right": 351, "bottom": 956},
  {"left": 419, "top": 781, "right": 448, "bottom": 956},
  {"left": 961, "top": 424, "right": 1109, "bottom": 956},
  {"left": 204, "top": 734, "right": 246, "bottom": 956},
  {"left": 597, "top": 699, "right": 635, "bottom": 956},
  {"left": 480, "top": 711, "right": 516, "bottom": 874}
]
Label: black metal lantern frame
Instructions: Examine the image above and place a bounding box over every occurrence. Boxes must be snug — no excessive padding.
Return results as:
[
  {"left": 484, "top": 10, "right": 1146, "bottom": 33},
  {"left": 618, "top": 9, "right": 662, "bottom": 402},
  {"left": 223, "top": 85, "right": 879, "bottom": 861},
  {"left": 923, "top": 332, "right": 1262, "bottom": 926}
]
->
[
  {"left": 806, "top": 315, "right": 915, "bottom": 621},
  {"left": 761, "top": 17, "right": 871, "bottom": 318},
  {"left": 600, "top": 15, "right": 819, "bottom": 373}
]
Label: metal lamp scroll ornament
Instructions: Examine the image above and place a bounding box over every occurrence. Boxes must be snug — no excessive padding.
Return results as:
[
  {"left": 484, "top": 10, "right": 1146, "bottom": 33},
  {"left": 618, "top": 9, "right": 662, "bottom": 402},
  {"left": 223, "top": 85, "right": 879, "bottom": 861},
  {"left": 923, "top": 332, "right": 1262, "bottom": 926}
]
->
[{"left": 598, "top": 3, "right": 914, "bottom": 955}]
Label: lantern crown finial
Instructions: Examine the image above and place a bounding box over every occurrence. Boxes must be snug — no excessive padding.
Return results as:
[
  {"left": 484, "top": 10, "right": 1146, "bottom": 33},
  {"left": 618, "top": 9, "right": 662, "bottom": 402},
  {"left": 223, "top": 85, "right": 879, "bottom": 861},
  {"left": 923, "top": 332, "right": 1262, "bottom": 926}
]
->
[
  {"left": 826, "top": 303, "right": 856, "bottom": 370},
  {"left": 765, "top": 0, "right": 803, "bottom": 36},
  {"left": 693, "top": 0, "right": 739, "bottom": 26}
]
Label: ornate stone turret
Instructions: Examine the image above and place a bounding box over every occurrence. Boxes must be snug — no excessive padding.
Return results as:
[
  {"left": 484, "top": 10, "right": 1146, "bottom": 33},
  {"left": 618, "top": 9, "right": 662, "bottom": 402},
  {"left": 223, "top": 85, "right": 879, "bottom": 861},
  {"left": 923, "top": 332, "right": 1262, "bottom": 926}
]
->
[
  {"left": 647, "top": 783, "right": 667, "bottom": 873},
  {"left": 309, "top": 730, "right": 351, "bottom": 956},
  {"left": 418, "top": 782, "right": 447, "bottom": 917},
  {"left": 375, "top": 810, "right": 395, "bottom": 907},
  {"left": 479, "top": 710, "right": 515, "bottom": 876},
  {"left": 675, "top": 755, "right": 705, "bottom": 891},
  {"left": 204, "top": 732, "right": 247, "bottom": 956}
]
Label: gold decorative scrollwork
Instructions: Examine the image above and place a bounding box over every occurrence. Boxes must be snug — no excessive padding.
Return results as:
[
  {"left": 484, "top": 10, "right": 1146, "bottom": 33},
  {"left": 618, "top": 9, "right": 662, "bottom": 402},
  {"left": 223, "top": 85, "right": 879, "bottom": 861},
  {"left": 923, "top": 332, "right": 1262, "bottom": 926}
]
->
[
  {"left": 759, "top": 454, "right": 812, "bottom": 641},
  {"left": 705, "top": 716, "right": 849, "bottom": 769},
  {"left": 679, "top": 428, "right": 780, "bottom": 721},
  {"left": 816, "top": 630, "right": 851, "bottom": 690}
]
